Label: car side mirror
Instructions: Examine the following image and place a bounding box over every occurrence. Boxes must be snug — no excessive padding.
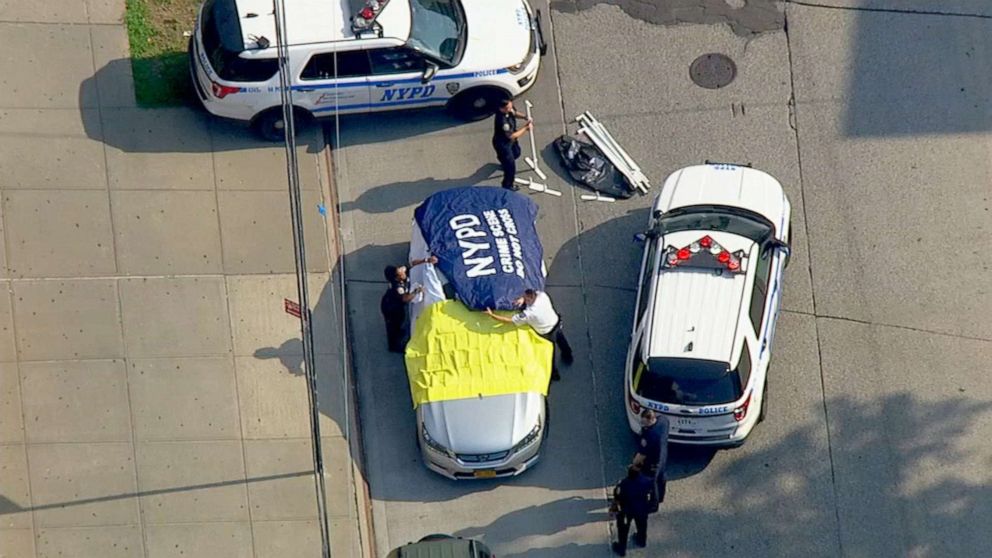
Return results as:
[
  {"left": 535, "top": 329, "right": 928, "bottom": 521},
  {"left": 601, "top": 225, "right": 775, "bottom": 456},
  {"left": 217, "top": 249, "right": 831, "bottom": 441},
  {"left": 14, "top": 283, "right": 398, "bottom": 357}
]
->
[
  {"left": 780, "top": 245, "right": 792, "bottom": 268},
  {"left": 633, "top": 233, "right": 646, "bottom": 243},
  {"left": 768, "top": 238, "right": 792, "bottom": 268},
  {"left": 421, "top": 62, "right": 438, "bottom": 84}
]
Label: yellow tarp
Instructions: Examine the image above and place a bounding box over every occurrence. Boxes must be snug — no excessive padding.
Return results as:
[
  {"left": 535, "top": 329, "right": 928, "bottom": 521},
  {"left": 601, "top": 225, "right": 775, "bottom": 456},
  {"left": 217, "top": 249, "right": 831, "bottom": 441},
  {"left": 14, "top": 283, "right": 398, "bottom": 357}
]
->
[{"left": 404, "top": 300, "right": 553, "bottom": 408}]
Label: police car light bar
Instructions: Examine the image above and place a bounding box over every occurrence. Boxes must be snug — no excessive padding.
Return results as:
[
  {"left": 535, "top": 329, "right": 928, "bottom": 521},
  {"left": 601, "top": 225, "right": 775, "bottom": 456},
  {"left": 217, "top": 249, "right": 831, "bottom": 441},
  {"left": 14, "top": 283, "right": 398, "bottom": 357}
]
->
[
  {"left": 352, "top": 0, "right": 390, "bottom": 32},
  {"left": 662, "top": 235, "right": 747, "bottom": 274}
]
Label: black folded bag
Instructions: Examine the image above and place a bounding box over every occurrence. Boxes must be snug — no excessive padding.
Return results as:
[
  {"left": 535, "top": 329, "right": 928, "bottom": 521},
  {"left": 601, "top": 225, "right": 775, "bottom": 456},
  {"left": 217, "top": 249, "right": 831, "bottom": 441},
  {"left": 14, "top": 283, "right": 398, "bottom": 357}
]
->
[{"left": 554, "top": 134, "right": 634, "bottom": 199}]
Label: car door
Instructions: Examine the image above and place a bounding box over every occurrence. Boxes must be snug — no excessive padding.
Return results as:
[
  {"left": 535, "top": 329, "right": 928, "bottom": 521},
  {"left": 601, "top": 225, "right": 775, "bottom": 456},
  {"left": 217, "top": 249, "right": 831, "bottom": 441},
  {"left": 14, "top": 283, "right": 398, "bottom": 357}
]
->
[
  {"left": 749, "top": 243, "right": 781, "bottom": 362},
  {"left": 763, "top": 245, "right": 788, "bottom": 360},
  {"left": 296, "top": 49, "right": 372, "bottom": 115},
  {"left": 367, "top": 47, "right": 448, "bottom": 112},
  {"left": 632, "top": 234, "right": 658, "bottom": 336}
]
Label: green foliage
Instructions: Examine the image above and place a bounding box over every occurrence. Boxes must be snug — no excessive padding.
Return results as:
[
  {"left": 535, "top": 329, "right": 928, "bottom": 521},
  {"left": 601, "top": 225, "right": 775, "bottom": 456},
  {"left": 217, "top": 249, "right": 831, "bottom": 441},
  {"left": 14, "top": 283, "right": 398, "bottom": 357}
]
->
[{"left": 124, "top": 0, "right": 200, "bottom": 106}]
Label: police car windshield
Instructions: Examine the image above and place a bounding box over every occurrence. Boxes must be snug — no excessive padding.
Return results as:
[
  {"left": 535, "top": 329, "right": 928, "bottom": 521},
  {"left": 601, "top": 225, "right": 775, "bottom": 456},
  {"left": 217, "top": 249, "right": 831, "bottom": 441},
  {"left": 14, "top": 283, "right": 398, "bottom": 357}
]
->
[
  {"left": 656, "top": 206, "right": 774, "bottom": 244},
  {"left": 637, "top": 357, "right": 743, "bottom": 406},
  {"left": 406, "top": 0, "right": 466, "bottom": 66}
]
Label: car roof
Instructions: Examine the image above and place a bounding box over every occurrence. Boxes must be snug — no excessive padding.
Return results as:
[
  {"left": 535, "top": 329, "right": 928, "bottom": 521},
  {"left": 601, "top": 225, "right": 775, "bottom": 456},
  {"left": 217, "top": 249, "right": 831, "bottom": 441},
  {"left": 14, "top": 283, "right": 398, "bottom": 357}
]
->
[
  {"left": 232, "top": 0, "right": 411, "bottom": 51},
  {"left": 645, "top": 230, "right": 756, "bottom": 364},
  {"left": 655, "top": 164, "right": 789, "bottom": 233},
  {"left": 388, "top": 538, "right": 485, "bottom": 558}
]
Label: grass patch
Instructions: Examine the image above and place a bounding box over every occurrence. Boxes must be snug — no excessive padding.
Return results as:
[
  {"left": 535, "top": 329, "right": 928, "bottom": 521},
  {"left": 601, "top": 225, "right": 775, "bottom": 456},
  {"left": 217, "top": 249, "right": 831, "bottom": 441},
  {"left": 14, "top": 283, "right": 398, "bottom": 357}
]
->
[{"left": 125, "top": 0, "right": 202, "bottom": 106}]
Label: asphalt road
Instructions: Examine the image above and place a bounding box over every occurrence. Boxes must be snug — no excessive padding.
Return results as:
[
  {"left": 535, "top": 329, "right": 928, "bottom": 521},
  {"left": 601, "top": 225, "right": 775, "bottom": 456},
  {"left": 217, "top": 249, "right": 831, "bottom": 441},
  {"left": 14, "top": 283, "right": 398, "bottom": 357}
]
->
[{"left": 331, "top": 2, "right": 992, "bottom": 556}]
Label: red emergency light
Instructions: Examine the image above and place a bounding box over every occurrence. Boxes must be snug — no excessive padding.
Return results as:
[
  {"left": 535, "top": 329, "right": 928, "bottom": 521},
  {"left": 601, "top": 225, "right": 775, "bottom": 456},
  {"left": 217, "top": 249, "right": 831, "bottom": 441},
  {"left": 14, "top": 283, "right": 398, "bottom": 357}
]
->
[
  {"left": 663, "top": 235, "right": 747, "bottom": 274},
  {"left": 353, "top": 0, "right": 391, "bottom": 31}
]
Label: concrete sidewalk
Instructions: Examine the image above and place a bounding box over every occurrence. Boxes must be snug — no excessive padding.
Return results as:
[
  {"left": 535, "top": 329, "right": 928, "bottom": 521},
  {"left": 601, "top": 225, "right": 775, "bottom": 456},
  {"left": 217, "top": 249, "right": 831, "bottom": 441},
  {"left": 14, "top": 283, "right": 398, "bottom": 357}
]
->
[{"left": 0, "top": 2, "right": 369, "bottom": 556}]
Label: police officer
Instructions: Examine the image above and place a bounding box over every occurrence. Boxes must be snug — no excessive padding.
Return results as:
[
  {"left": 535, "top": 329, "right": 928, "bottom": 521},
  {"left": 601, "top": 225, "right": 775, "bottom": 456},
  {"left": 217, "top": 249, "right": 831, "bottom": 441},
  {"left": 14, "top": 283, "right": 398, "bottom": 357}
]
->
[
  {"left": 610, "top": 465, "right": 655, "bottom": 556},
  {"left": 484, "top": 289, "right": 573, "bottom": 381},
  {"left": 380, "top": 256, "right": 437, "bottom": 353},
  {"left": 492, "top": 98, "right": 533, "bottom": 190},
  {"left": 632, "top": 408, "right": 670, "bottom": 511}
]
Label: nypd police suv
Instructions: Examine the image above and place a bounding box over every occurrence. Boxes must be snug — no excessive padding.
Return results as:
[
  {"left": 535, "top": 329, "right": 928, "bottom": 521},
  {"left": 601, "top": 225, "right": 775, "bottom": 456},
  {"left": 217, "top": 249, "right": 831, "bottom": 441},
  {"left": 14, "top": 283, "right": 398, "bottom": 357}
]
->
[
  {"left": 189, "top": 0, "right": 546, "bottom": 140},
  {"left": 625, "top": 163, "right": 792, "bottom": 446}
]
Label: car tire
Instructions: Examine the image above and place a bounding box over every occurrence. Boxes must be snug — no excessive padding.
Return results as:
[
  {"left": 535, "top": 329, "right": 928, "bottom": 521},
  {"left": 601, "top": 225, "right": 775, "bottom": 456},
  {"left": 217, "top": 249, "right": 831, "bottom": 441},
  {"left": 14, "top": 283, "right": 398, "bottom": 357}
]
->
[
  {"left": 251, "top": 107, "right": 311, "bottom": 142},
  {"left": 418, "top": 534, "right": 455, "bottom": 542},
  {"left": 758, "top": 380, "right": 768, "bottom": 423},
  {"left": 447, "top": 87, "right": 509, "bottom": 121}
]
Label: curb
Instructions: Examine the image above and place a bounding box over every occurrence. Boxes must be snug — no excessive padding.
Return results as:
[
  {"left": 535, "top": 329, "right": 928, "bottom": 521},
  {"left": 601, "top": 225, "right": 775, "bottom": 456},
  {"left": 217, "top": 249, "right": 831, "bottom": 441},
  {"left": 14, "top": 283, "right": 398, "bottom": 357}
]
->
[{"left": 318, "top": 122, "right": 378, "bottom": 558}]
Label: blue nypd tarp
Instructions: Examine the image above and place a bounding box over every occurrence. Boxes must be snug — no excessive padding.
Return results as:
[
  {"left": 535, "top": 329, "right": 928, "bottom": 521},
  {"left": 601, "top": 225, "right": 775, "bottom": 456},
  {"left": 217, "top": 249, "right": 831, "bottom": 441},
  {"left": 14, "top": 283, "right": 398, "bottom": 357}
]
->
[{"left": 414, "top": 187, "right": 545, "bottom": 311}]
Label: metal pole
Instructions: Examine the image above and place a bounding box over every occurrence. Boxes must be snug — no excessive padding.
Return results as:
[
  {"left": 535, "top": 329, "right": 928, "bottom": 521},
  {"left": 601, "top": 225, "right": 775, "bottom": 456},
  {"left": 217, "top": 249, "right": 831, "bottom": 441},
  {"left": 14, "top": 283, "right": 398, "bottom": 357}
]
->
[
  {"left": 523, "top": 100, "right": 547, "bottom": 180},
  {"left": 273, "top": 1, "right": 332, "bottom": 556}
]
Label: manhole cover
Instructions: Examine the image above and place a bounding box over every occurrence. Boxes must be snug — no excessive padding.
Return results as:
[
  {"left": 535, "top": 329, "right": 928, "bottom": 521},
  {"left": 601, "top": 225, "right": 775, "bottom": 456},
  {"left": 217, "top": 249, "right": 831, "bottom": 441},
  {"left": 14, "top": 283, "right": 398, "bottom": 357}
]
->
[{"left": 689, "top": 53, "right": 737, "bottom": 89}]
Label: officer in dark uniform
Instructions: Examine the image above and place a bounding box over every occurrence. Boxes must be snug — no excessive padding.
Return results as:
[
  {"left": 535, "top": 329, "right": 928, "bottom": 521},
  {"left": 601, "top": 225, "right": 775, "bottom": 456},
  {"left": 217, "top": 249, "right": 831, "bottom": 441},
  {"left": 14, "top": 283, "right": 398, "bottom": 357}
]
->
[
  {"left": 492, "top": 98, "right": 533, "bottom": 190},
  {"left": 632, "top": 408, "right": 670, "bottom": 511},
  {"left": 610, "top": 465, "right": 655, "bottom": 556},
  {"left": 380, "top": 256, "right": 436, "bottom": 353}
]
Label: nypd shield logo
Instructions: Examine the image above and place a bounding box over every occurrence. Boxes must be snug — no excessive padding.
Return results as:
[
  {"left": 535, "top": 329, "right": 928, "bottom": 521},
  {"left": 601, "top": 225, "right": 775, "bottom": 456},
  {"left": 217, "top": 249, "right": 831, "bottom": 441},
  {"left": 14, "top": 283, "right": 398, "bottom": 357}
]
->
[{"left": 446, "top": 82, "right": 461, "bottom": 95}]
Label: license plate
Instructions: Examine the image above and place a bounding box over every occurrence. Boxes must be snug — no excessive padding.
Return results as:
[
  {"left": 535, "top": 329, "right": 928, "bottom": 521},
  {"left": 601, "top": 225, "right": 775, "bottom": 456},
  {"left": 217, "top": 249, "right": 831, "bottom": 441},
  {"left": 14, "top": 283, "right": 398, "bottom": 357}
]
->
[
  {"left": 473, "top": 470, "right": 497, "bottom": 478},
  {"left": 676, "top": 417, "right": 696, "bottom": 428}
]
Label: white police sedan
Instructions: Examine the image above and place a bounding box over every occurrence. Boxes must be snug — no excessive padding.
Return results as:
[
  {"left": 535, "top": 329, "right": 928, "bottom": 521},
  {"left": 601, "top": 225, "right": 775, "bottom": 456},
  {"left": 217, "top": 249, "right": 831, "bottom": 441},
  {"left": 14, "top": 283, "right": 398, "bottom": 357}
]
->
[{"left": 625, "top": 163, "right": 792, "bottom": 446}]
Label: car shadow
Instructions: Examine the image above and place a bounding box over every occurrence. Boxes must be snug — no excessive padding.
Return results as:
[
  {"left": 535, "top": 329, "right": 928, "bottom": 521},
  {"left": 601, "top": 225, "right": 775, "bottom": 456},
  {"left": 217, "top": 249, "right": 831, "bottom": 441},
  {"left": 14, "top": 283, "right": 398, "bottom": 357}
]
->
[
  {"left": 454, "top": 496, "right": 609, "bottom": 543},
  {"left": 327, "top": 109, "right": 483, "bottom": 149},
  {"left": 81, "top": 58, "right": 471, "bottom": 154},
  {"left": 547, "top": 208, "right": 718, "bottom": 481}
]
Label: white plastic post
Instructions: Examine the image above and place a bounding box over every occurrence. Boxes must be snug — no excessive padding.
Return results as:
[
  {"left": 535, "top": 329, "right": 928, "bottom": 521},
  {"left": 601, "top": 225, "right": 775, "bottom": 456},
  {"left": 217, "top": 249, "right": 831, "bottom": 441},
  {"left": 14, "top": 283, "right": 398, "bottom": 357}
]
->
[
  {"left": 523, "top": 101, "right": 548, "bottom": 180},
  {"left": 515, "top": 177, "right": 561, "bottom": 196},
  {"left": 524, "top": 157, "right": 548, "bottom": 180}
]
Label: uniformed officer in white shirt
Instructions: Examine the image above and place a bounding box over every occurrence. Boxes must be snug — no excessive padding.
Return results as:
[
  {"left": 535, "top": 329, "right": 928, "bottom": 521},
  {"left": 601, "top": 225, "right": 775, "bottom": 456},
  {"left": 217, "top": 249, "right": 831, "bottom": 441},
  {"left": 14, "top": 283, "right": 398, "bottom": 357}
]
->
[{"left": 485, "top": 289, "right": 573, "bottom": 380}]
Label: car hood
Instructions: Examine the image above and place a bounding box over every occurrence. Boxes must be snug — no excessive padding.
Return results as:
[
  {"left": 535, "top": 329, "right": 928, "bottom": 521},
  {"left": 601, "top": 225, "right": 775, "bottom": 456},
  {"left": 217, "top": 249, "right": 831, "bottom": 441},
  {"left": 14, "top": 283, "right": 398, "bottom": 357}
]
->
[
  {"left": 458, "top": 0, "right": 532, "bottom": 69},
  {"left": 420, "top": 392, "right": 544, "bottom": 454}
]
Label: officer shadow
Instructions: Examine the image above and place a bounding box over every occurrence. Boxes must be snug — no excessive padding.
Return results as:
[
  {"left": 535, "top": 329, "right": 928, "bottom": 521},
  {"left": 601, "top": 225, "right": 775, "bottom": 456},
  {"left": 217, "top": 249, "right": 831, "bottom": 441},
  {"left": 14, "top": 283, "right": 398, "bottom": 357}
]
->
[
  {"left": 454, "top": 496, "right": 610, "bottom": 545},
  {"left": 252, "top": 339, "right": 304, "bottom": 376},
  {"left": 338, "top": 163, "right": 501, "bottom": 214}
]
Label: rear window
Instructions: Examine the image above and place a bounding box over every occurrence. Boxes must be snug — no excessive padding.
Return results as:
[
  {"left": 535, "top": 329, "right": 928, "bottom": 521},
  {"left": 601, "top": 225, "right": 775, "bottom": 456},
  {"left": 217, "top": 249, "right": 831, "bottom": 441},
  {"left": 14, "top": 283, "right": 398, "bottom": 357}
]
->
[
  {"left": 635, "top": 357, "right": 742, "bottom": 406},
  {"left": 201, "top": 0, "right": 278, "bottom": 82},
  {"left": 656, "top": 206, "right": 775, "bottom": 244}
]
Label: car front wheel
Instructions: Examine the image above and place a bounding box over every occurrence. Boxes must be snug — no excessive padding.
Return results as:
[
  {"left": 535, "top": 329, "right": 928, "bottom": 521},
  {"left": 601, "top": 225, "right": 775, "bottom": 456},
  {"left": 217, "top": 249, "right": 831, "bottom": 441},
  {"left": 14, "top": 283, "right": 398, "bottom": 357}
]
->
[{"left": 447, "top": 87, "right": 509, "bottom": 121}]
